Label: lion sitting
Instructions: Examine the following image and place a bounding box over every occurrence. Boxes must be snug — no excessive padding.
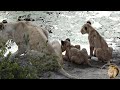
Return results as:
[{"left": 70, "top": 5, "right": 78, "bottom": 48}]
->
[
  {"left": 80, "top": 21, "right": 113, "bottom": 64},
  {"left": 0, "top": 21, "right": 79, "bottom": 79},
  {"left": 94, "top": 47, "right": 113, "bottom": 62},
  {"left": 61, "top": 38, "right": 99, "bottom": 68}
]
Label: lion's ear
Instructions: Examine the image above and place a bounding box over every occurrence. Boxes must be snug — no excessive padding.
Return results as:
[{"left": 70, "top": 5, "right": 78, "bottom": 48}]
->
[
  {"left": 0, "top": 23, "right": 4, "bottom": 30},
  {"left": 66, "top": 38, "right": 70, "bottom": 42},
  {"left": 86, "top": 21, "right": 91, "bottom": 25},
  {"left": 61, "top": 40, "right": 65, "bottom": 45}
]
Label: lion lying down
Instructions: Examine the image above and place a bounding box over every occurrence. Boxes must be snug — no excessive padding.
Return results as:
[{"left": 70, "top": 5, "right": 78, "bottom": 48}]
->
[
  {"left": 61, "top": 38, "right": 80, "bottom": 52},
  {"left": 61, "top": 38, "right": 100, "bottom": 68},
  {"left": 0, "top": 21, "right": 79, "bottom": 79}
]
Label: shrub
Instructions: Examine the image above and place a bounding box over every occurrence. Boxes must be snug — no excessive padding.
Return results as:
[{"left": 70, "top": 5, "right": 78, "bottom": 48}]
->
[
  {"left": 0, "top": 41, "right": 60, "bottom": 79},
  {"left": 0, "top": 45, "right": 38, "bottom": 79},
  {"left": 27, "top": 52, "right": 60, "bottom": 77}
]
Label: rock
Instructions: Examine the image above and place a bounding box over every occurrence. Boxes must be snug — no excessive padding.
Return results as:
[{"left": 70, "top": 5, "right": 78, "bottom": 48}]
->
[{"left": 2, "top": 20, "right": 7, "bottom": 23}]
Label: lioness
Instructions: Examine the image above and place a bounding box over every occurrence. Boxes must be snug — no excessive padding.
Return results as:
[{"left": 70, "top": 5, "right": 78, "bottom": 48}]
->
[
  {"left": 80, "top": 21, "right": 113, "bottom": 64},
  {"left": 51, "top": 40, "right": 80, "bottom": 78},
  {"left": 0, "top": 21, "right": 79, "bottom": 79},
  {"left": 61, "top": 39, "right": 99, "bottom": 68},
  {"left": 51, "top": 40, "right": 63, "bottom": 65},
  {"left": 17, "top": 18, "right": 49, "bottom": 39}
]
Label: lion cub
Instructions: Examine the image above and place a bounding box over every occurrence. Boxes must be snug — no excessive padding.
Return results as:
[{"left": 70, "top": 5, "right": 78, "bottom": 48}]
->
[
  {"left": 94, "top": 47, "right": 113, "bottom": 63},
  {"left": 80, "top": 21, "right": 113, "bottom": 64},
  {"left": 61, "top": 38, "right": 99, "bottom": 67},
  {"left": 61, "top": 38, "right": 80, "bottom": 61},
  {"left": 61, "top": 38, "right": 80, "bottom": 52}
]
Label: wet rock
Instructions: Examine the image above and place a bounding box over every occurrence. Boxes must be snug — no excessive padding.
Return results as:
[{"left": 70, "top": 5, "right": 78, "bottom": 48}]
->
[
  {"left": 17, "top": 14, "right": 35, "bottom": 21},
  {"left": 2, "top": 20, "right": 7, "bottom": 23}
]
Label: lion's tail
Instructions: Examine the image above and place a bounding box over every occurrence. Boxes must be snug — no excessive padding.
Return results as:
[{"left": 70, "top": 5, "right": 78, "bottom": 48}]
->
[{"left": 58, "top": 67, "right": 80, "bottom": 79}]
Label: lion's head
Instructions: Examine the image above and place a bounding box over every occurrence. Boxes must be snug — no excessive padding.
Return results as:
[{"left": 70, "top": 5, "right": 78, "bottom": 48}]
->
[
  {"left": 0, "top": 22, "right": 16, "bottom": 45},
  {"left": 0, "top": 22, "right": 9, "bottom": 48},
  {"left": 61, "top": 39, "right": 71, "bottom": 52},
  {"left": 86, "top": 20, "right": 91, "bottom": 25},
  {"left": 81, "top": 48, "right": 87, "bottom": 53},
  {"left": 80, "top": 21, "right": 92, "bottom": 34}
]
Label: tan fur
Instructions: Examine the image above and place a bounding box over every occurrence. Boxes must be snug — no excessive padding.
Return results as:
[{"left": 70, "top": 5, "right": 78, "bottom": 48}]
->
[
  {"left": 94, "top": 47, "right": 113, "bottom": 62},
  {"left": 0, "top": 21, "right": 78, "bottom": 79},
  {"left": 51, "top": 40, "right": 63, "bottom": 65},
  {"left": 66, "top": 38, "right": 80, "bottom": 50},
  {"left": 61, "top": 38, "right": 80, "bottom": 61},
  {"left": 42, "top": 29, "right": 49, "bottom": 39},
  {"left": 61, "top": 38, "right": 80, "bottom": 52},
  {"left": 108, "top": 65, "right": 119, "bottom": 79},
  {"left": 80, "top": 21, "right": 112, "bottom": 63},
  {"left": 61, "top": 39, "right": 99, "bottom": 67},
  {"left": 18, "top": 18, "right": 48, "bottom": 39},
  {"left": 71, "top": 45, "right": 80, "bottom": 50}
]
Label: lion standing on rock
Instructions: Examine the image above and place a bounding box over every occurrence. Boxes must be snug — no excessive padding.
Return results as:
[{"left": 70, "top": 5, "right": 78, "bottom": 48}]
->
[
  {"left": 80, "top": 21, "right": 113, "bottom": 65},
  {"left": 0, "top": 21, "right": 79, "bottom": 79}
]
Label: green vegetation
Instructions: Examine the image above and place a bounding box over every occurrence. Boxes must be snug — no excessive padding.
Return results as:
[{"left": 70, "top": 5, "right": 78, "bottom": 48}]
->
[
  {"left": 29, "top": 53, "right": 60, "bottom": 77},
  {"left": 0, "top": 43, "right": 60, "bottom": 79},
  {"left": 0, "top": 45, "right": 38, "bottom": 79}
]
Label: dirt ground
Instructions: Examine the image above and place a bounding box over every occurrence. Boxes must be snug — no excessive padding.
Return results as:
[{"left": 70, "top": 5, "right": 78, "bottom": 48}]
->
[{"left": 40, "top": 55, "right": 120, "bottom": 79}]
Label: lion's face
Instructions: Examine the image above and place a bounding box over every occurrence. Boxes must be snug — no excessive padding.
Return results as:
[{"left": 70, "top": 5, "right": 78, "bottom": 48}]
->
[
  {"left": 80, "top": 23, "right": 90, "bottom": 34},
  {"left": 0, "top": 23, "right": 8, "bottom": 48},
  {"left": 0, "top": 22, "right": 15, "bottom": 43},
  {"left": 61, "top": 39, "right": 71, "bottom": 52}
]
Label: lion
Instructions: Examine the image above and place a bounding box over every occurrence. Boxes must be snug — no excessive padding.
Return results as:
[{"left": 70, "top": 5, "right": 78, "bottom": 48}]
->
[
  {"left": 80, "top": 21, "right": 113, "bottom": 65},
  {"left": 94, "top": 47, "right": 113, "bottom": 62},
  {"left": 61, "top": 39, "right": 100, "bottom": 68},
  {"left": 66, "top": 38, "right": 81, "bottom": 50},
  {"left": 61, "top": 38, "right": 80, "bottom": 61},
  {"left": 51, "top": 40, "right": 63, "bottom": 65},
  {"left": 0, "top": 21, "right": 79, "bottom": 79},
  {"left": 61, "top": 38, "right": 80, "bottom": 52},
  {"left": 17, "top": 17, "right": 49, "bottom": 39}
]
